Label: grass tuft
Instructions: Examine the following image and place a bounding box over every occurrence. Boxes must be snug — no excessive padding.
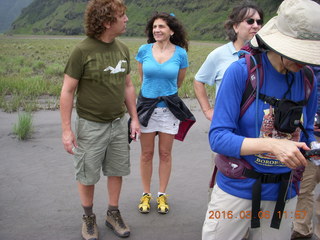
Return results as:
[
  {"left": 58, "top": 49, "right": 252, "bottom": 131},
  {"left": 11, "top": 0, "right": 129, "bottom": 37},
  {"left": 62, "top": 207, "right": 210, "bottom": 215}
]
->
[{"left": 13, "top": 112, "right": 34, "bottom": 140}]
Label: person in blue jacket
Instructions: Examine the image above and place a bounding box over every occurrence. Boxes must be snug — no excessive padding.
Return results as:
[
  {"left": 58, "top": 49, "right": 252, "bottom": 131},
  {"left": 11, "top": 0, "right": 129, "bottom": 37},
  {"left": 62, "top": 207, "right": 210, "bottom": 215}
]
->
[
  {"left": 202, "top": 0, "right": 320, "bottom": 239},
  {"left": 135, "top": 12, "right": 190, "bottom": 214}
]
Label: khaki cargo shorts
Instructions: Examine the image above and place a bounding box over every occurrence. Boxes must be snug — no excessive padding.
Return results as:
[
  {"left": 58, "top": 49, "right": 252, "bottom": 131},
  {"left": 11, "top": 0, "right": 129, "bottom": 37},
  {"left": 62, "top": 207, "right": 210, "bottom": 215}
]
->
[{"left": 73, "top": 115, "right": 130, "bottom": 185}]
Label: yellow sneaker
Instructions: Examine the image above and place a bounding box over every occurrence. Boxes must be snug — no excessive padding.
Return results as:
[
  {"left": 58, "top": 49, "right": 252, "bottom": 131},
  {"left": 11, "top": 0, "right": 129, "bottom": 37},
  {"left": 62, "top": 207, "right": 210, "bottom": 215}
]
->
[
  {"left": 157, "top": 194, "right": 169, "bottom": 214},
  {"left": 138, "top": 193, "right": 152, "bottom": 213}
]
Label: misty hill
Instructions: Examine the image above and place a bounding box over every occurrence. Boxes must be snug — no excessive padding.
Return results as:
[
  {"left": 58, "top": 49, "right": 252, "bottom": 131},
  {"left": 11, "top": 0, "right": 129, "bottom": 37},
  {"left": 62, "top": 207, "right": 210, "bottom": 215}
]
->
[
  {"left": 0, "top": 0, "right": 33, "bottom": 33},
  {"left": 9, "top": 0, "right": 281, "bottom": 40}
]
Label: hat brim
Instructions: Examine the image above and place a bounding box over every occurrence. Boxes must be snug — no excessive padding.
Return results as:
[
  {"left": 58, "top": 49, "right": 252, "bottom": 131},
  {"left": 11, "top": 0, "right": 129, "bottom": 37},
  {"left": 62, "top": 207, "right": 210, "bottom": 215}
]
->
[{"left": 250, "top": 17, "right": 320, "bottom": 66}]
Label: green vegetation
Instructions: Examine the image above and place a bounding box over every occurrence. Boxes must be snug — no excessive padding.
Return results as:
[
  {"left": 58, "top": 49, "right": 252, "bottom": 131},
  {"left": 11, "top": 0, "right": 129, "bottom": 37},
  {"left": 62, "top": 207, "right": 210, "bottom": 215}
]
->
[
  {"left": 0, "top": 0, "right": 33, "bottom": 33},
  {"left": 8, "top": 0, "right": 281, "bottom": 41},
  {"left": 13, "top": 111, "right": 34, "bottom": 140},
  {"left": 0, "top": 35, "right": 221, "bottom": 112},
  {"left": 0, "top": 35, "right": 72, "bottom": 112}
]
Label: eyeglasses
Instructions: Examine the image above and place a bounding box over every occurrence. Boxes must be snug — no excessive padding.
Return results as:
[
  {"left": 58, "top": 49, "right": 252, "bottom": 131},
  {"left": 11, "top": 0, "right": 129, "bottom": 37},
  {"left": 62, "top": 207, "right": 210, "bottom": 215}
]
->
[{"left": 245, "top": 18, "right": 263, "bottom": 26}]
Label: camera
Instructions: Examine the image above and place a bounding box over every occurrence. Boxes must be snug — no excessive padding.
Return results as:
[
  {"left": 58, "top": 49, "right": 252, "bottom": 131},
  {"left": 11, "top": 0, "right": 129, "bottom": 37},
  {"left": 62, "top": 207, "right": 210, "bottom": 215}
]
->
[{"left": 301, "top": 148, "right": 320, "bottom": 166}]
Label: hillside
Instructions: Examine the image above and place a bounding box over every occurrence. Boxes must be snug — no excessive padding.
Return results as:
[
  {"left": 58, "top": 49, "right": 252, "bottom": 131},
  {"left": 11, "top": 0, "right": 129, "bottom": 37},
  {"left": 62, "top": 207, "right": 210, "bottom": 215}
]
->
[
  {"left": 9, "top": 0, "right": 281, "bottom": 40},
  {"left": 0, "top": 0, "right": 33, "bottom": 33}
]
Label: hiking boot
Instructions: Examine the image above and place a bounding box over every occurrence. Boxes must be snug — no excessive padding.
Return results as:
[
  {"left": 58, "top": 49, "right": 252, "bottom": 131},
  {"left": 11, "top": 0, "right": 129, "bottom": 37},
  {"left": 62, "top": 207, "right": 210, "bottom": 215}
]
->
[
  {"left": 138, "top": 193, "right": 152, "bottom": 213},
  {"left": 157, "top": 194, "right": 169, "bottom": 214},
  {"left": 82, "top": 214, "right": 98, "bottom": 240},
  {"left": 291, "top": 231, "right": 313, "bottom": 239},
  {"left": 105, "top": 209, "right": 130, "bottom": 238}
]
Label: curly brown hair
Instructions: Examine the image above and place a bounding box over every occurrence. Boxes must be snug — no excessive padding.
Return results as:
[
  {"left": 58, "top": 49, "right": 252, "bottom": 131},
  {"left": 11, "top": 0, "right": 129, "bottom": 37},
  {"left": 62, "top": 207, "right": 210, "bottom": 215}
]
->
[
  {"left": 84, "top": 0, "right": 126, "bottom": 39},
  {"left": 145, "top": 12, "right": 189, "bottom": 52},
  {"left": 224, "top": 1, "right": 264, "bottom": 42}
]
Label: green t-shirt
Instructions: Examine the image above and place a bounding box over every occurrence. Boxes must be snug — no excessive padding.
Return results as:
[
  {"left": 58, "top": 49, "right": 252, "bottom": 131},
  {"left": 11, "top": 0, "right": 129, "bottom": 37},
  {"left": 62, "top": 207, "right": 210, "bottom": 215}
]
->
[{"left": 64, "top": 37, "right": 131, "bottom": 122}]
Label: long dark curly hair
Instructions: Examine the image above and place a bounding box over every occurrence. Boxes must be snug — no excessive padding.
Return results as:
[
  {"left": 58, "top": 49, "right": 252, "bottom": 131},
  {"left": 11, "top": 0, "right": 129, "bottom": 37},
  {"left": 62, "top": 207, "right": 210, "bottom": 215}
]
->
[
  {"left": 84, "top": 0, "right": 126, "bottom": 39},
  {"left": 145, "top": 12, "right": 189, "bottom": 51},
  {"left": 224, "top": 1, "right": 264, "bottom": 42}
]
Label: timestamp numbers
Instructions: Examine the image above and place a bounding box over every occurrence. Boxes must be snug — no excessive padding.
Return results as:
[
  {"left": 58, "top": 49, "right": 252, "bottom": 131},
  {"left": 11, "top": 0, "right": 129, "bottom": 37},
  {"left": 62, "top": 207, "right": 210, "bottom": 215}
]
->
[
  {"left": 208, "top": 210, "right": 307, "bottom": 220},
  {"left": 277, "top": 210, "right": 306, "bottom": 219}
]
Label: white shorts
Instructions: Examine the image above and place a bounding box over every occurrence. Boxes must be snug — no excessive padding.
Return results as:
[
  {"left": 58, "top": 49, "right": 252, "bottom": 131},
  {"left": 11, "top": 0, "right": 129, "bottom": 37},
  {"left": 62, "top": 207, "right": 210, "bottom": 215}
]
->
[{"left": 140, "top": 107, "right": 180, "bottom": 134}]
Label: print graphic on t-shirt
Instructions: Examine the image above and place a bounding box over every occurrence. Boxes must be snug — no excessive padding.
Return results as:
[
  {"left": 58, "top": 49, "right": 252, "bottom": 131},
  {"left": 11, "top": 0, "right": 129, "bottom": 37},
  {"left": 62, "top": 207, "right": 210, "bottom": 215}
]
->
[
  {"left": 255, "top": 106, "right": 301, "bottom": 166},
  {"left": 104, "top": 60, "right": 127, "bottom": 74}
]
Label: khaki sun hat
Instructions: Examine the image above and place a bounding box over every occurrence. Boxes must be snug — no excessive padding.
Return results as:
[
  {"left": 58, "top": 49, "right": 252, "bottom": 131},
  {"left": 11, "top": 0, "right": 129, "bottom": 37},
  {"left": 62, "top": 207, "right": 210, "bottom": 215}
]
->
[{"left": 251, "top": 0, "right": 320, "bottom": 66}]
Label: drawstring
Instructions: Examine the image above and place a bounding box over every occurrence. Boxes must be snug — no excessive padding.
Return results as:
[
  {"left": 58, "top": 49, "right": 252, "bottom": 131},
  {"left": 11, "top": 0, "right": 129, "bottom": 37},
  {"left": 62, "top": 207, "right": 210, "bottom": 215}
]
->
[
  {"left": 283, "top": 71, "right": 294, "bottom": 99},
  {"left": 280, "top": 56, "right": 294, "bottom": 99}
]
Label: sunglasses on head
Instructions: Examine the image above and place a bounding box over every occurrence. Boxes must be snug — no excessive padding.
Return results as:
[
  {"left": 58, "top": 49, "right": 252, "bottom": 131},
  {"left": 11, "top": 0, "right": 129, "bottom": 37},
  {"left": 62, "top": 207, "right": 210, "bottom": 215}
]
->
[{"left": 245, "top": 18, "right": 263, "bottom": 25}]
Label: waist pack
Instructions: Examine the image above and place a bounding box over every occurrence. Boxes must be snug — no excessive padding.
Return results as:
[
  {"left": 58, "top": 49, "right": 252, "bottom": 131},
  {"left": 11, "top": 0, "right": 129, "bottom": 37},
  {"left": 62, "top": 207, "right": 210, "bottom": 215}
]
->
[
  {"left": 211, "top": 154, "right": 304, "bottom": 229},
  {"left": 214, "top": 154, "right": 253, "bottom": 179},
  {"left": 213, "top": 154, "right": 304, "bottom": 184}
]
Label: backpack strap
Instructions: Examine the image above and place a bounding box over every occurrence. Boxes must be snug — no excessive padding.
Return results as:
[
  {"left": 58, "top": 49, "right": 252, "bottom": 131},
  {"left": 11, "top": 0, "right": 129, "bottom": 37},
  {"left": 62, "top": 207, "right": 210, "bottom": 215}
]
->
[
  {"left": 240, "top": 54, "right": 264, "bottom": 118},
  {"left": 209, "top": 165, "right": 218, "bottom": 188},
  {"left": 240, "top": 57, "right": 314, "bottom": 118},
  {"left": 302, "top": 65, "right": 314, "bottom": 102},
  {"left": 259, "top": 93, "right": 307, "bottom": 107},
  {"left": 300, "top": 66, "right": 314, "bottom": 140}
]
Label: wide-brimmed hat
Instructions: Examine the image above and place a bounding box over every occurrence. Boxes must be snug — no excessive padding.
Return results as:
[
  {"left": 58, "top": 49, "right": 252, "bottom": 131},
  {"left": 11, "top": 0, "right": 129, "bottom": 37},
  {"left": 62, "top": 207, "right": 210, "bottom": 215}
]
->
[{"left": 251, "top": 0, "right": 320, "bottom": 66}]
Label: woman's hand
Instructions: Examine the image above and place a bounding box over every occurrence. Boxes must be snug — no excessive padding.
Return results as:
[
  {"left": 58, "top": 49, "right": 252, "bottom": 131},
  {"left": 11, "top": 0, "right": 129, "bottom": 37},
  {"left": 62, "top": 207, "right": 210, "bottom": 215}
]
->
[
  {"left": 204, "top": 108, "right": 214, "bottom": 121},
  {"left": 269, "top": 139, "right": 309, "bottom": 169},
  {"left": 241, "top": 138, "right": 309, "bottom": 169}
]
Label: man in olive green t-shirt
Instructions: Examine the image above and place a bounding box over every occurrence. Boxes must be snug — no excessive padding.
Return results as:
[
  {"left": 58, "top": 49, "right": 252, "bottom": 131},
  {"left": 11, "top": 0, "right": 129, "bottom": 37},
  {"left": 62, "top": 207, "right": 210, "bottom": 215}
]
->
[{"left": 60, "top": 0, "right": 140, "bottom": 239}]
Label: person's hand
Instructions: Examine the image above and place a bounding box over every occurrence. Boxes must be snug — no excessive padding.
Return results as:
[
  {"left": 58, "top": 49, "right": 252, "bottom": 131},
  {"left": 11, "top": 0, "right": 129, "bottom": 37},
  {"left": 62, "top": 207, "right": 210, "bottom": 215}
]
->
[
  {"left": 129, "top": 118, "right": 140, "bottom": 141},
  {"left": 62, "top": 129, "right": 77, "bottom": 154},
  {"left": 204, "top": 108, "right": 214, "bottom": 121},
  {"left": 269, "top": 139, "right": 309, "bottom": 169}
]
